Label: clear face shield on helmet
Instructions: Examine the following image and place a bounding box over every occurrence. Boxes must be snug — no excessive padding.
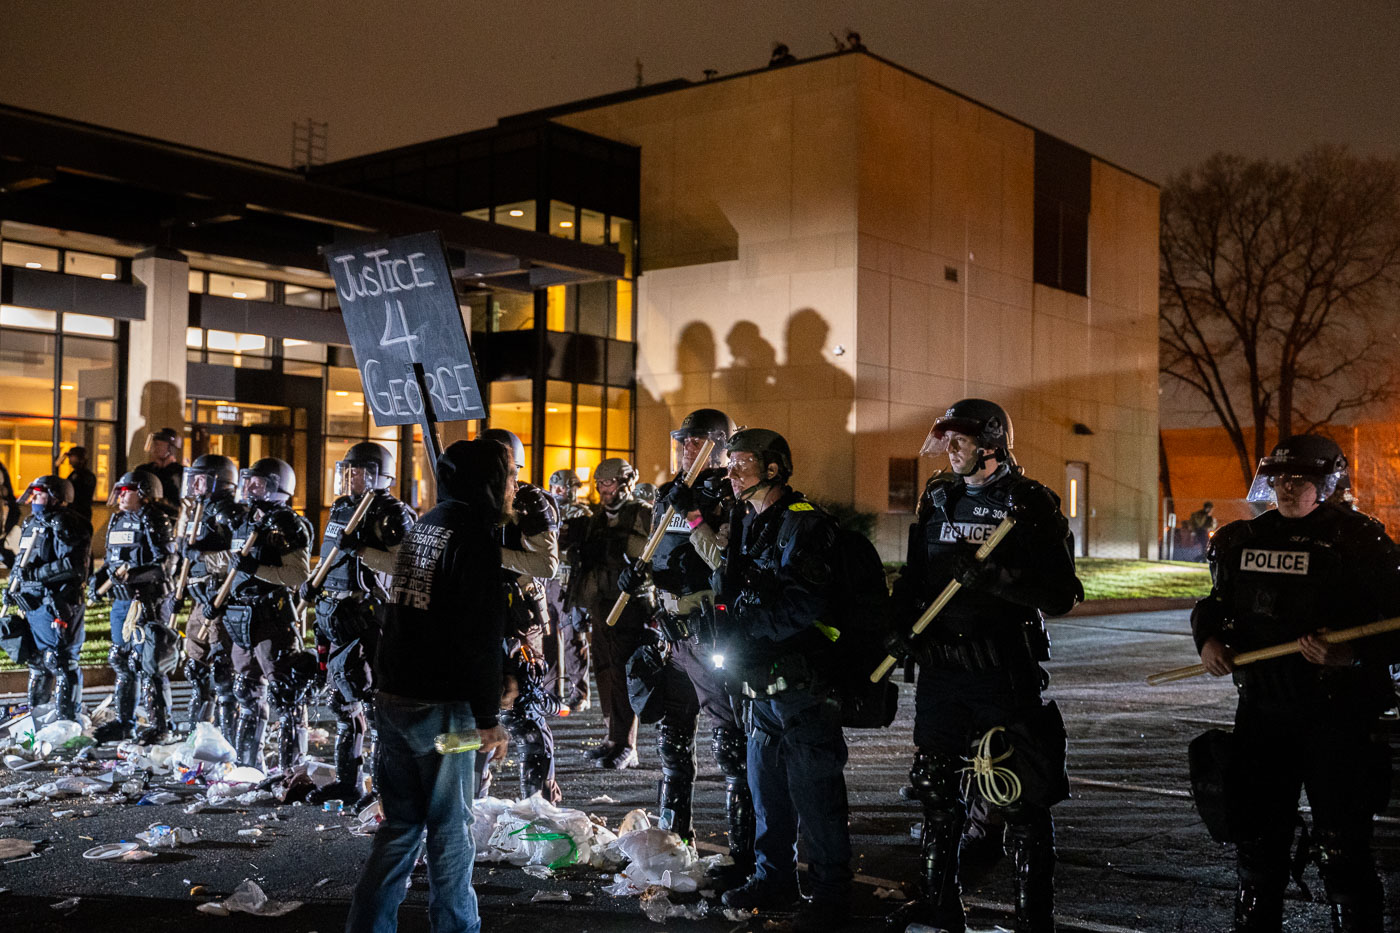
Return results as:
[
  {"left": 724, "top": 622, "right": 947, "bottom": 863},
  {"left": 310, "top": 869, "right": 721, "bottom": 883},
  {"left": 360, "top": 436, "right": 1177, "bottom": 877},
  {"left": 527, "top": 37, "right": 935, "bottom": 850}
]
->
[
  {"left": 20, "top": 481, "right": 59, "bottom": 507},
  {"left": 181, "top": 470, "right": 216, "bottom": 500},
  {"left": 334, "top": 460, "right": 385, "bottom": 498},
  {"left": 237, "top": 470, "right": 286, "bottom": 504},
  {"left": 1246, "top": 455, "right": 1341, "bottom": 504},
  {"left": 106, "top": 481, "right": 147, "bottom": 510},
  {"left": 919, "top": 416, "right": 987, "bottom": 458},
  {"left": 670, "top": 430, "right": 728, "bottom": 473}
]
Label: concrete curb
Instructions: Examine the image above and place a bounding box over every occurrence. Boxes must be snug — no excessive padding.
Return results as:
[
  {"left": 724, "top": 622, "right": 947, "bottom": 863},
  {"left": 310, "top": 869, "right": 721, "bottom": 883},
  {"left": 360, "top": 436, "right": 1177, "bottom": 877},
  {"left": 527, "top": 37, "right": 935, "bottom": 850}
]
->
[{"left": 1067, "top": 596, "right": 1198, "bottom": 616}]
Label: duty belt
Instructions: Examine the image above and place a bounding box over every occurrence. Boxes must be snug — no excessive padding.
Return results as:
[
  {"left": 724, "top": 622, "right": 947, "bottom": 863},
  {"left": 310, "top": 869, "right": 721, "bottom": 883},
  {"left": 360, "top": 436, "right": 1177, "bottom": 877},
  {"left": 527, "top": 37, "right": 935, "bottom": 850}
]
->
[{"left": 926, "top": 631, "right": 1034, "bottom": 673}]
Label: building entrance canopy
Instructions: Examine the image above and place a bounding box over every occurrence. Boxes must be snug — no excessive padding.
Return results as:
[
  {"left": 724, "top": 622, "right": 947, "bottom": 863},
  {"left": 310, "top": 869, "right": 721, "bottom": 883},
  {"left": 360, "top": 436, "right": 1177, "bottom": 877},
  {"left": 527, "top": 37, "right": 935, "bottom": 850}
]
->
[{"left": 0, "top": 105, "right": 624, "bottom": 292}]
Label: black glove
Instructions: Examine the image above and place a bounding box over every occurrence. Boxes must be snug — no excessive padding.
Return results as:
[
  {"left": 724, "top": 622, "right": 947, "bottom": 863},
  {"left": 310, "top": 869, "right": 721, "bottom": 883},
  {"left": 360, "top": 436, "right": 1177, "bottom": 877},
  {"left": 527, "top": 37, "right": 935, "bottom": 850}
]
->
[
  {"left": 950, "top": 547, "right": 1000, "bottom": 591},
  {"left": 662, "top": 482, "right": 695, "bottom": 514},
  {"left": 297, "top": 580, "right": 322, "bottom": 604},
  {"left": 335, "top": 525, "right": 365, "bottom": 554},
  {"left": 200, "top": 596, "right": 225, "bottom": 621},
  {"left": 770, "top": 653, "right": 815, "bottom": 693},
  {"left": 617, "top": 559, "right": 651, "bottom": 596},
  {"left": 236, "top": 552, "right": 262, "bottom": 576}
]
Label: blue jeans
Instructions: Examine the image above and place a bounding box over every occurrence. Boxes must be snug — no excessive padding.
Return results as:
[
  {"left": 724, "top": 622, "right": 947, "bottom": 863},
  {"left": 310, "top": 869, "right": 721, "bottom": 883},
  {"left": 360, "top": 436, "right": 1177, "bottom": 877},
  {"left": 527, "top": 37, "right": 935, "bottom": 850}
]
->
[
  {"left": 346, "top": 694, "right": 480, "bottom": 933},
  {"left": 748, "top": 691, "right": 853, "bottom": 905}
]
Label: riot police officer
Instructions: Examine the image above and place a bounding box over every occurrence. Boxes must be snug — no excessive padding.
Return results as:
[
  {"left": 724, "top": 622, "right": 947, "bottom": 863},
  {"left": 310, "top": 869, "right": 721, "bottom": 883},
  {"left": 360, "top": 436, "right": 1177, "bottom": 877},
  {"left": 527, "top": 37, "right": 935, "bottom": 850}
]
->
[
  {"left": 1193, "top": 434, "right": 1396, "bottom": 931},
  {"left": 546, "top": 469, "right": 592, "bottom": 711},
  {"left": 91, "top": 470, "right": 179, "bottom": 743},
  {"left": 568, "top": 457, "right": 651, "bottom": 769},
  {"left": 481, "top": 429, "right": 563, "bottom": 801},
  {"left": 307, "top": 442, "right": 415, "bottom": 805},
  {"left": 713, "top": 428, "right": 851, "bottom": 933},
  {"left": 884, "top": 399, "right": 1082, "bottom": 933},
  {"left": 135, "top": 427, "right": 185, "bottom": 512},
  {"left": 211, "top": 458, "right": 312, "bottom": 771},
  {"left": 10, "top": 476, "right": 91, "bottom": 721},
  {"left": 617, "top": 408, "right": 754, "bottom": 883},
  {"left": 178, "top": 454, "right": 244, "bottom": 739}
]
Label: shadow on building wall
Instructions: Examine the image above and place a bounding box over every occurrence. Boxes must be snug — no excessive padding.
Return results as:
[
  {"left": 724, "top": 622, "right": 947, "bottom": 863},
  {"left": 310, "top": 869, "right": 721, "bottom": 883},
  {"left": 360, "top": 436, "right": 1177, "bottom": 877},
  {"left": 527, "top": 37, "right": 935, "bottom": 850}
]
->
[
  {"left": 127, "top": 380, "right": 183, "bottom": 467},
  {"left": 650, "top": 308, "right": 855, "bottom": 505}
]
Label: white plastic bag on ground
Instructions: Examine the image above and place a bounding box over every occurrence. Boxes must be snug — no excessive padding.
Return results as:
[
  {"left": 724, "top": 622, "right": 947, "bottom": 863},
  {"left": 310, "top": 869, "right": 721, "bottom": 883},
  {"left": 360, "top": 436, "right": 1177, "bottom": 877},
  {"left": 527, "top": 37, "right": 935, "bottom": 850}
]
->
[
  {"left": 33, "top": 720, "right": 82, "bottom": 747},
  {"left": 206, "top": 766, "right": 267, "bottom": 801},
  {"left": 603, "top": 826, "right": 710, "bottom": 895},
  {"left": 212, "top": 879, "right": 301, "bottom": 917},
  {"left": 187, "top": 722, "right": 236, "bottom": 764},
  {"left": 473, "top": 794, "right": 619, "bottom": 870}
]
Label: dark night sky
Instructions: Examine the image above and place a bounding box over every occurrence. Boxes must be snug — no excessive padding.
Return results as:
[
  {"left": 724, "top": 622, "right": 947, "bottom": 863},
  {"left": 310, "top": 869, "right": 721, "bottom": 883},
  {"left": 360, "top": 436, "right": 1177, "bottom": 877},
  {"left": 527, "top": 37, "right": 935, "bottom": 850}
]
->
[{"left": 2, "top": 0, "right": 1396, "bottom": 184}]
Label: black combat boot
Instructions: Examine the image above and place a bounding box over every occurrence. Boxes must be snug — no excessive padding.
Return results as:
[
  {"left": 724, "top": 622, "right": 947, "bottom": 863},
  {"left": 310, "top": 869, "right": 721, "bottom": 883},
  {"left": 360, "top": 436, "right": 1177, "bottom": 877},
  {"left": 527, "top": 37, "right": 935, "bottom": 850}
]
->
[
  {"left": 135, "top": 676, "right": 174, "bottom": 745},
  {"left": 309, "top": 718, "right": 362, "bottom": 804},
  {"left": 886, "top": 805, "right": 966, "bottom": 932},
  {"left": 94, "top": 652, "right": 136, "bottom": 742},
  {"left": 1006, "top": 819, "right": 1056, "bottom": 933},
  {"left": 52, "top": 664, "right": 81, "bottom": 723}
]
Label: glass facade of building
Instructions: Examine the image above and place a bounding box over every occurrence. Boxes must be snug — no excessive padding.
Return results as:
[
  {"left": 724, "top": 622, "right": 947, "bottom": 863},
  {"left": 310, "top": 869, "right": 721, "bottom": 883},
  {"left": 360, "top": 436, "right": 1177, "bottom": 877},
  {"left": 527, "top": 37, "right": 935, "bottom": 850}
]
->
[
  {"left": 313, "top": 122, "right": 640, "bottom": 491},
  {"left": 1, "top": 241, "right": 125, "bottom": 530}
]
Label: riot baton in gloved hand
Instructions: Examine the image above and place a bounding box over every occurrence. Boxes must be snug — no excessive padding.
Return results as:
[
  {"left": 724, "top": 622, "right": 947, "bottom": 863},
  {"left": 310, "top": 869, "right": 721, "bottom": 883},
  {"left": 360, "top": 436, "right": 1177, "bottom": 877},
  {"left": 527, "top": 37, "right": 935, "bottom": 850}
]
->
[
  {"left": 1147, "top": 615, "right": 1400, "bottom": 685},
  {"left": 295, "top": 490, "right": 379, "bottom": 619},
  {"left": 212, "top": 530, "right": 258, "bottom": 612},
  {"left": 604, "top": 437, "right": 716, "bottom": 628},
  {"left": 2, "top": 525, "right": 45, "bottom": 610},
  {"left": 173, "top": 497, "right": 205, "bottom": 605},
  {"left": 870, "top": 515, "right": 1017, "bottom": 682}
]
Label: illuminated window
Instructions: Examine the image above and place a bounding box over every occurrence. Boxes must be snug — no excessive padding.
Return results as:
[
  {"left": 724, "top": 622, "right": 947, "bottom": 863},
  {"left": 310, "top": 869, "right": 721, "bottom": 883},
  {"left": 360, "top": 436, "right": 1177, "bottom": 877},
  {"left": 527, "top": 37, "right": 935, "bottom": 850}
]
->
[
  {"left": 575, "top": 384, "right": 603, "bottom": 449},
  {"left": 63, "top": 251, "right": 120, "bottom": 280},
  {"left": 606, "top": 388, "right": 631, "bottom": 450},
  {"left": 1, "top": 242, "right": 59, "bottom": 271},
  {"left": 206, "top": 274, "right": 269, "bottom": 301},
  {"left": 283, "top": 285, "right": 324, "bottom": 309},
  {"left": 615, "top": 280, "right": 633, "bottom": 341},
  {"left": 550, "top": 201, "right": 576, "bottom": 239},
  {"left": 609, "top": 217, "right": 635, "bottom": 278},
  {"left": 491, "top": 292, "right": 534, "bottom": 332},
  {"left": 489, "top": 380, "right": 533, "bottom": 476},
  {"left": 579, "top": 209, "right": 605, "bottom": 246},
  {"left": 495, "top": 201, "right": 535, "bottom": 231}
]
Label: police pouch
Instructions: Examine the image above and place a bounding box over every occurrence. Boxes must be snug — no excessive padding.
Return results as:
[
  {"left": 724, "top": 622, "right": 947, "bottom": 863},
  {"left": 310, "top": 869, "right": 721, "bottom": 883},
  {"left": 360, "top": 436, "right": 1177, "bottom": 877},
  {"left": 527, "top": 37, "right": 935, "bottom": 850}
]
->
[
  {"left": 0, "top": 612, "right": 38, "bottom": 665},
  {"left": 838, "top": 677, "right": 898, "bottom": 729},
  {"left": 221, "top": 604, "right": 255, "bottom": 648},
  {"left": 1188, "top": 728, "right": 1248, "bottom": 843},
  {"left": 1001, "top": 699, "right": 1071, "bottom": 808}
]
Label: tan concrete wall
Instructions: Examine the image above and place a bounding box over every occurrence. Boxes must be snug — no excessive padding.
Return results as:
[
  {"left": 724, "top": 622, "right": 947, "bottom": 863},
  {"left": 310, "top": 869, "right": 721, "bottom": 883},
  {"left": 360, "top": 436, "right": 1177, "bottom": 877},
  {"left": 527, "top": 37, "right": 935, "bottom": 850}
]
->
[
  {"left": 849, "top": 57, "right": 1159, "bottom": 559},
  {"left": 557, "top": 57, "right": 862, "bottom": 507},
  {"left": 561, "top": 53, "right": 1159, "bottom": 560}
]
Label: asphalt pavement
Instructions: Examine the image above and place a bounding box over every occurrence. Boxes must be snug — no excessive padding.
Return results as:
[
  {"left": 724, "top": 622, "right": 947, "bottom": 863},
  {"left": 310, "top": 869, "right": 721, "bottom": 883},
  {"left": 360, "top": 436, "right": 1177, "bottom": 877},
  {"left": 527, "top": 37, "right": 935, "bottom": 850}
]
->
[{"left": 0, "top": 608, "right": 1395, "bottom": 932}]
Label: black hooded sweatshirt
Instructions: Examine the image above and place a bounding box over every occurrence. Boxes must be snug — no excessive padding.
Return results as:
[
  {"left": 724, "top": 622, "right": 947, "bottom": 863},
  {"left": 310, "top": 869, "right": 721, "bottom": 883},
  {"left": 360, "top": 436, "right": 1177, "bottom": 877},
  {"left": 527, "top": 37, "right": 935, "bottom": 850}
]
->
[{"left": 376, "top": 439, "right": 509, "bottom": 728}]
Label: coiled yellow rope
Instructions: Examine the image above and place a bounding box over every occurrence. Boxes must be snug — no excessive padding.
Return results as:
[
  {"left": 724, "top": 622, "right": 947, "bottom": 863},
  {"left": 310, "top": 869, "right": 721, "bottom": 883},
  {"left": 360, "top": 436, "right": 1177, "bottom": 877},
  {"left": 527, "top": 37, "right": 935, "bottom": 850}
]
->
[
  {"left": 122, "top": 601, "right": 146, "bottom": 645},
  {"left": 962, "top": 725, "right": 1022, "bottom": 807}
]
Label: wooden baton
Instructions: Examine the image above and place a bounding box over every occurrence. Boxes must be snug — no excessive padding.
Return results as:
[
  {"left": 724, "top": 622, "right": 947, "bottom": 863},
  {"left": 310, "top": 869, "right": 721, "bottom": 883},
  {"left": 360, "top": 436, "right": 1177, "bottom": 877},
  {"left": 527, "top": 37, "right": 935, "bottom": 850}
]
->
[
  {"left": 870, "top": 515, "right": 1018, "bottom": 683},
  {"left": 212, "top": 529, "right": 259, "bottom": 611},
  {"left": 604, "top": 437, "right": 716, "bottom": 628},
  {"left": 1146, "top": 615, "right": 1400, "bottom": 685}
]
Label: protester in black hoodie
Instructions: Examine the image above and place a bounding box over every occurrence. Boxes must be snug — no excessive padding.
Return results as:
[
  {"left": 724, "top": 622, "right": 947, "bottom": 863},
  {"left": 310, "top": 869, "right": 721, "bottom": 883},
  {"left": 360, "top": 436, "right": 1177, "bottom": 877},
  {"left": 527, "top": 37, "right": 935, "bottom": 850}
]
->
[{"left": 347, "top": 439, "right": 511, "bottom": 933}]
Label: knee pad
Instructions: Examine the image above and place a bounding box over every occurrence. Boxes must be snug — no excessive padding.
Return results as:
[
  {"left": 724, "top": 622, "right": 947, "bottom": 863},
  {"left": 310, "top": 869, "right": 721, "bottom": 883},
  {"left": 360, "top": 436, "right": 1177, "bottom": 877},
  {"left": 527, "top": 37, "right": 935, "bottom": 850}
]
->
[
  {"left": 658, "top": 726, "right": 695, "bottom": 774},
  {"left": 183, "top": 656, "right": 209, "bottom": 684},
  {"left": 910, "top": 750, "right": 962, "bottom": 809},
  {"left": 267, "top": 673, "right": 298, "bottom": 715},
  {"left": 107, "top": 645, "right": 131, "bottom": 670},
  {"left": 1314, "top": 829, "right": 1379, "bottom": 902},
  {"left": 233, "top": 673, "right": 263, "bottom": 712},
  {"left": 712, "top": 725, "right": 746, "bottom": 777},
  {"left": 42, "top": 649, "right": 63, "bottom": 675}
]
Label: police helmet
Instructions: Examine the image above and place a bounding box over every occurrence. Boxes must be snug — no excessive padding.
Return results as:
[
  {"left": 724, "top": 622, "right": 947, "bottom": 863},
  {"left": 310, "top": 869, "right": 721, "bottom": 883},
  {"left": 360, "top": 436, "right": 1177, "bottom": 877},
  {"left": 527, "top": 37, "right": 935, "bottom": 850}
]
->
[
  {"left": 594, "top": 457, "right": 638, "bottom": 495},
  {"left": 480, "top": 429, "right": 526, "bottom": 473},
  {"left": 1246, "top": 433, "right": 1348, "bottom": 503},
  {"left": 181, "top": 454, "right": 237, "bottom": 499},
  {"left": 921, "top": 398, "right": 1014, "bottom": 459},
  {"left": 144, "top": 426, "right": 183, "bottom": 454},
  {"left": 633, "top": 482, "right": 657, "bottom": 506},
  {"left": 726, "top": 428, "right": 793, "bottom": 483},
  {"left": 20, "top": 474, "right": 74, "bottom": 507},
  {"left": 335, "top": 441, "right": 395, "bottom": 496},
  {"left": 237, "top": 457, "right": 296, "bottom": 504},
  {"left": 671, "top": 408, "right": 731, "bottom": 469},
  {"left": 549, "top": 469, "right": 581, "bottom": 492},
  {"left": 108, "top": 470, "right": 160, "bottom": 507}
]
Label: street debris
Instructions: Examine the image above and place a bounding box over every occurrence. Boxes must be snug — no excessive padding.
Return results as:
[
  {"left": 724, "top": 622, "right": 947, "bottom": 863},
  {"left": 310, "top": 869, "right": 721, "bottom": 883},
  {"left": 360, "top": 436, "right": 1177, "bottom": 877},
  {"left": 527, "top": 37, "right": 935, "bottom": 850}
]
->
[
  {"left": 0, "top": 838, "right": 36, "bottom": 859},
  {"left": 199, "top": 878, "right": 302, "bottom": 918},
  {"left": 82, "top": 842, "right": 139, "bottom": 860}
]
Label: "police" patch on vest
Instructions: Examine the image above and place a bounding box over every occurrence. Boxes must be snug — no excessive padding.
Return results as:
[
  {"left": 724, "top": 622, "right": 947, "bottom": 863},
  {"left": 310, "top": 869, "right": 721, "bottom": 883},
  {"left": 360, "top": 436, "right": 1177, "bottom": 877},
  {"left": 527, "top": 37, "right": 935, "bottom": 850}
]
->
[
  {"left": 108, "top": 530, "right": 136, "bottom": 545},
  {"left": 1240, "top": 548, "right": 1310, "bottom": 575},
  {"left": 939, "top": 522, "right": 1000, "bottom": 544}
]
